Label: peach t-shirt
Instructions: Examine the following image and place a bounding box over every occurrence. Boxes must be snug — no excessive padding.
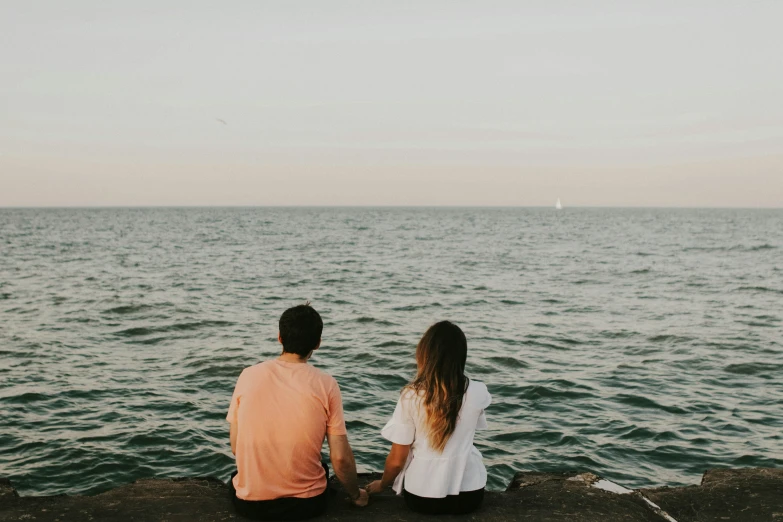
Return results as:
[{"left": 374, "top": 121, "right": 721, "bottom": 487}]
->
[{"left": 226, "top": 359, "right": 347, "bottom": 501}]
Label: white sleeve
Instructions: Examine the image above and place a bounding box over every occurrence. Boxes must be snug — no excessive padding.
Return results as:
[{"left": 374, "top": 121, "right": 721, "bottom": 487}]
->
[
  {"left": 476, "top": 382, "right": 491, "bottom": 430},
  {"left": 476, "top": 410, "right": 488, "bottom": 430},
  {"left": 381, "top": 393, "right": 416, "bottom": 445},
  {"left": 481, "top": 383, "right": 492, "bottom": 409}
]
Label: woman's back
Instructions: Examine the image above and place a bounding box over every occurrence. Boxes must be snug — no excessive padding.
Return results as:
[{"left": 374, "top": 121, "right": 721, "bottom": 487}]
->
[
  {"left": 382, "top": 379, "right": 492, "bottom": 497},
  {"left": 369, "top": 321, "right": 491, "bottom": 515}
]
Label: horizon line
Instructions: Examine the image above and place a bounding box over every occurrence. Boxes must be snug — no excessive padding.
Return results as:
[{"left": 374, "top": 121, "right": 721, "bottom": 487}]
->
[{"left": 1, "top": 204, "right": 782, "bottom": 210}]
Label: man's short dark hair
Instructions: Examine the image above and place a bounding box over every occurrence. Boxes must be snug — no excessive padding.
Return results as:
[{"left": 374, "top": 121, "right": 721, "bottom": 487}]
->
[{"left": 279, "top": 303, "right": 323, "bottom": 357}]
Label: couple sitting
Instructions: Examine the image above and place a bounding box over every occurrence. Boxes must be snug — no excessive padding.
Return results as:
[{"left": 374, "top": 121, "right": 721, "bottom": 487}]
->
[{"left": 227, "top": 304, "right": 492, "bottom": 520}]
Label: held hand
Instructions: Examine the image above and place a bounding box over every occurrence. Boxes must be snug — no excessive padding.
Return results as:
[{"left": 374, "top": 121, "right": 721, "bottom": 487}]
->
[
  {"left": 365, "top": 480, "right": 384, "bottom": 495},
  {"left": 351, "top": 488, "right": 370, "bottom": 507}
]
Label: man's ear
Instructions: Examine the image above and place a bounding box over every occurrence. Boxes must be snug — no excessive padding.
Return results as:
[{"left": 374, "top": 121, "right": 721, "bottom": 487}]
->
[
  {"left": 278, "top": 332, "right": 283, "bottom": 344},
  {"left": 313, "top": 339, "right": 321, "bottom": 351}
]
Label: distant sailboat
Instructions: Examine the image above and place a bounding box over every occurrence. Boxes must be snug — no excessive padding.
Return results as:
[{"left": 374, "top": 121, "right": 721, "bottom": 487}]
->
[{"left": 555, "top": 198, "right": 563, "bottom": 210}]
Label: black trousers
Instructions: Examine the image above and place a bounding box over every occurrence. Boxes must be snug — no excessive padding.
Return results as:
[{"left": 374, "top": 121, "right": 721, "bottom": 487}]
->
[
  {"left": 228, "top": 464, "right": 330, "bottom": 521},
  {"left": 403, "top": 487, "right": 485, "bottom": 515}
]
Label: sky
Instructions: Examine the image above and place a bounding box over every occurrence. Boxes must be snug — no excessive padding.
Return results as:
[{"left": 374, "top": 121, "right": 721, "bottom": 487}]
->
[{"left": 1, "top": 0, "right": 782, "bottom": 207}]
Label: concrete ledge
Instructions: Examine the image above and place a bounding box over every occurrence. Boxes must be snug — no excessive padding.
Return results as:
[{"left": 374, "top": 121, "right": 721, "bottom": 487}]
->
[
  {"left": 640, "top": 468, "right": 783, "bottom": 522},
  {"left": 1, "top": 469, "right": 780, "bottom": 522}
]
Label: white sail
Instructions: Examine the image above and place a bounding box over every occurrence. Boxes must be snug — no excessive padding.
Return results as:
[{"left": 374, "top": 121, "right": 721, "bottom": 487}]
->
[{"left": 555, "top": 198, "right": 562, "bottom": 210}]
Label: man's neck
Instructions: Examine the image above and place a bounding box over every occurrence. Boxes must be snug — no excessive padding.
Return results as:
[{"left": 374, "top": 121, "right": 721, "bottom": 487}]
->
[{"left": 278, "top": 352, "right": 309, "bottom": 364}]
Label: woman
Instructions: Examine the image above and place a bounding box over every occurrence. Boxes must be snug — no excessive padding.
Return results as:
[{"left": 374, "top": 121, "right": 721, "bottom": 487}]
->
[{"left": 366, "top": 321, "right": 491, "bottom": 515}]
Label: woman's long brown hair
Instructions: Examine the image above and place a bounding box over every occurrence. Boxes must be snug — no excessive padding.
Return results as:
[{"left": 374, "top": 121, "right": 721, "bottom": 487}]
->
[{"left": 405, "top": 321, "right": 469, "bottom": 452}]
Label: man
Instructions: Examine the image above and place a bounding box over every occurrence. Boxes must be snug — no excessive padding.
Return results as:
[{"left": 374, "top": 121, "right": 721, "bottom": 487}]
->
[{"left": 227, "top": 303, "right": 368, "bottom": 520}]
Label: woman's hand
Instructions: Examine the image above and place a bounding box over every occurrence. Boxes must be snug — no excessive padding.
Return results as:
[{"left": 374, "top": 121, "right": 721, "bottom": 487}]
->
[
  {"left": 365, "top": 443, "right": 409, "bottom": 497},
  {"left": 365, "top": 480, "right": 384, "bottom": 495}
]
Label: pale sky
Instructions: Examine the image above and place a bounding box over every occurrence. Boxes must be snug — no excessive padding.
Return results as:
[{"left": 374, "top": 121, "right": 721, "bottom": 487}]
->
[{"left": 1, "top": 1, "right": 782, "bottom": 207}]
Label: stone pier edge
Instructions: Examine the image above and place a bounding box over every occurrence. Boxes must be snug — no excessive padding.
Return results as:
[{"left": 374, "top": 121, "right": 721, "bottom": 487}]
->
[{"left": 2, "top": 467, "right": 782, "bottom": 522}]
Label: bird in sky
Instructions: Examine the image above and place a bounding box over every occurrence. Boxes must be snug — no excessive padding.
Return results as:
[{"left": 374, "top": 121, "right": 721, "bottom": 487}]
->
[{"left": 216, "top": 118, "right": 227, "bottom": 125}]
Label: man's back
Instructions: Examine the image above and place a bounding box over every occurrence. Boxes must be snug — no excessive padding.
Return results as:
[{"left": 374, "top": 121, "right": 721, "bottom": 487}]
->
[{"left": 227, "top": 359, "right": 346, "bottom": 501}]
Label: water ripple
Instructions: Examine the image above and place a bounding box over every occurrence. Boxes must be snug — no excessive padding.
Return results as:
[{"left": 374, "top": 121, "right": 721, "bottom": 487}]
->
[{"left": 1, "top": 207, "right": 782, "bottom": 496}]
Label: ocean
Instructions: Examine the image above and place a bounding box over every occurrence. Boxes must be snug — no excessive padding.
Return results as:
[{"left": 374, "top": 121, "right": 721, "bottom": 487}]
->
[{"left": 1, "top": 207, "right": 781, "bottom": 496}]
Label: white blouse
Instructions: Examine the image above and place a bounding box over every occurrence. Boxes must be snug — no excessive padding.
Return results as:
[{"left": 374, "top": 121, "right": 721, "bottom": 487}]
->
[{"left": 381, "top": 380, "right": 492, "bottom": 498}]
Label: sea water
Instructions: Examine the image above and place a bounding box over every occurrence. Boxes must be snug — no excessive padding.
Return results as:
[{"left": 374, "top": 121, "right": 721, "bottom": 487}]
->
[{"left": 1, "top": 207, "right": 781, "bottom": 495}]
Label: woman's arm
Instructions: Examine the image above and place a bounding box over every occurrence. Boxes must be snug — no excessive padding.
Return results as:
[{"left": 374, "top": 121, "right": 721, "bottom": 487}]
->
[{"left": 366, "top": 443, "right": 410, "bottom": 494}]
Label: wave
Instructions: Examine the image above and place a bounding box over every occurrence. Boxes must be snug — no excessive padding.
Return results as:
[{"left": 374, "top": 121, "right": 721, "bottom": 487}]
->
[
  {"left": 600, "top": 330, "right": 639, "bottom": 339},
  {"left": 392, "top": 303, "right": 442, "bottom": 311},
  {"left": 113, "top": 320, "right": 235, "bottom": 337},
  {"left": 126, "top": 433, "right": 177, "bottom": 447},
  {"left": 723, "top": 362, "right": 782, "bottom": 376},
  {"left": 124, "top": 336, "right": 168, "bottom": 345},
  {"left": 183, "top": 354, "right": 245, "bottom": 369},
  {"left": 189, "top": 364, "right": 245, "bottom": 379},
  {"left": 354, "top": 317, "right": 397, "bottom": 326},
  {"left": 519, "top": 384, "right": 594, "bottom": 401},
  {"left": 490, "top": 430, "right": 541, "bottom": 443},
  {"left": 613, "top": 394, "right": 686, "bottom": 415},
  {"left": 102, "top": 303, "right": 170, "bottom": 315},
  {"left": 522, "top": 339, "right": 572, "bottom": 351},
  {"left": 753, "top": 314, "right": 780, "bottom": 321},
  {"left": 619, "top": 426, "right": 683, "bottom": 442},
  {"left": 572, "top": 279, "right": 600, "bottom": 285},
  {"left": 736, "top": 286, "right": 783, "bottom": 295},
  {"left": 532, "top": 335, "right": 584, "bottom": 346},
  {"left": 4, "top": 392, "right": 49, "bottom": 404},
  {"left": 686, "top": 244, "right": 778, "bottom": 252},
  {"left": 374, "top": 340, "right": 408, "bottom": 348},
  {"left": 113, "top": 327, "right": 159, "bottom": 337},
  {"left": 344, "top": 419, "right": 376, "bottom": 430},
  {"left": 648, "top": 334, "right": 694, "bottom": 344},
  {"left": 683, "top": 246, "right": 725, "bottom": 252},
  {"left": 486, "top": 356, "right": 530, "bottom": 369},
  {"left": 737, "top": 321, "right": 778, "bottom": 328}
]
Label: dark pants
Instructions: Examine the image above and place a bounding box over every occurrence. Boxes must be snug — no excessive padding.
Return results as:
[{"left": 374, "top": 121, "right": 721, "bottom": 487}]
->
[
  {"left": 228, "top": 463, "right": 330, "bottom": 521},
  {"left": 403, "top": 487, "right": 485, "bottom": 515}
]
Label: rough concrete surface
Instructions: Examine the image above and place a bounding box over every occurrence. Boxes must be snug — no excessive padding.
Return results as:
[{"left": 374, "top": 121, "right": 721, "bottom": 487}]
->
[
  {"left": 0, "top": 469, "right": 780, "bottom": 522},
  {"left": 641, "top": 468, "right": 783, "bottom": 522}
]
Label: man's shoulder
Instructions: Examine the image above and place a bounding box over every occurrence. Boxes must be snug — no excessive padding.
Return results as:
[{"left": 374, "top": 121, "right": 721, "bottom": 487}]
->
[
  {"left": 306, "top": 364, "right": 340, "bottom": 387},
  {"left": 248, "top": 359, "right": 275, "bottom": 370},
  {"left": 239, "top": 360, "right": 340, "bottom": 390},
  {"left": 238, "top": 360, "right": 275, "bottom": 378}
]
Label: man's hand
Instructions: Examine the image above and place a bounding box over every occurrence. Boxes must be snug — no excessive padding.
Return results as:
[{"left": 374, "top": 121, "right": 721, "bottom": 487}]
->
[
  {"left": 326, "top": 434, "right": 365, "bottom": 507},
  {"left": 351, "top": 488, "right": 369, "bottom": 507},
  {"left": 365, "top": 480, "right": 383, "bottom": 495}
]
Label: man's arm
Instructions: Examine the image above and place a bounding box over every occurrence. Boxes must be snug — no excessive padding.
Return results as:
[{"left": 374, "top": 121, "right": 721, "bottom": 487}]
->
[
  {"left": 229, "top": 421, "right": 237, "bottom": 456},
  {"left": 326, "top": 433, "right": 368, "bottom": 506},
  {"left": 226, "top": 370, "right": 244, "bottom": 457}
]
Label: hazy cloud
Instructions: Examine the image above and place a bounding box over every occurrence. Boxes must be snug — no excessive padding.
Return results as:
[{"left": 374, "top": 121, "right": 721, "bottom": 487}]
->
[{"left": 1, "top": 0, "right": 781, "bottom": 206}]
